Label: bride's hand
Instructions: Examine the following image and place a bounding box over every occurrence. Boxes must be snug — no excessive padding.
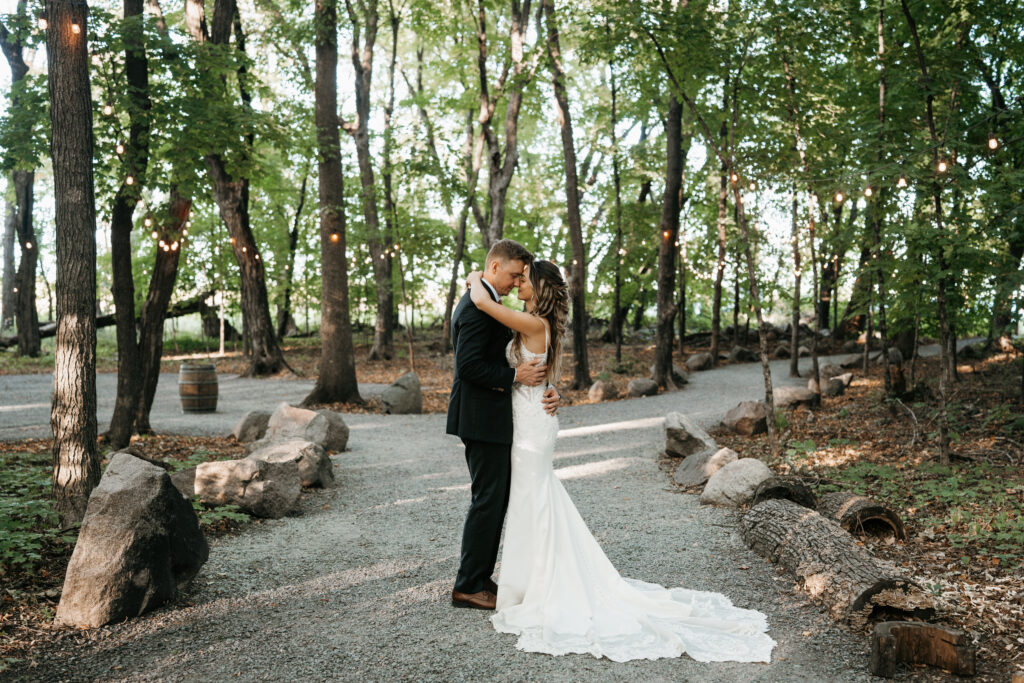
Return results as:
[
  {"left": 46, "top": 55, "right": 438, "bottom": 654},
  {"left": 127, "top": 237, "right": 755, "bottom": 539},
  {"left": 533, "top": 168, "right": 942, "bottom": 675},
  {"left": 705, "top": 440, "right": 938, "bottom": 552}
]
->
[{"left": 467, "top": 271, "right": 488, "bottom": 306}]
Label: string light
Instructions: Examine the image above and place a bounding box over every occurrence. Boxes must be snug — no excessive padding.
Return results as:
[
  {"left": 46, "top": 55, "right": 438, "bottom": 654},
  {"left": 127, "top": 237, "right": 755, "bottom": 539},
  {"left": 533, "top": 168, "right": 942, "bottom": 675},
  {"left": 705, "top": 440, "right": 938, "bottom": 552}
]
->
[
  {"left": 150, "top": 230, "right": 158, "bottom": 239},
  {"left": 182, "top": 229, "right": 188, "bottom": 236},
  {"left": 162, "top": 244, "right": 169, "bottom": 252},
  {"left": 834, "top": 191, "right": 845, "bottom": 203},
  {"left": 185, "top": 220, "right": 192, "bottom": 228},
  {"left": 102, "top": 104, "right": 114, "bottom": 116},
  {"left": 748, "top": 181, "right": 756, "bottom": 191},
  {"left": 662, "top": 230, "right": 670, "bottom": 239},
  {"left": 864, "top": 186, "right": 873, "bottom": 197},
  {"left": 937, "top": 160, "right": 948, "bottom": 173},
  {"left": 330, "top": 233, "right": 339, "bottom": 242},
  {"left": 171, "top": 241, "right": 179, "bottom": 251},
  {"left": 158, "top": 239, "right": 166, "bottom": 247},
  {"left": 25, "top": 241, "right": 32, "bottom": 249},
  {"left": 897, "top": 175, "right": 908, "bottom": 188},
  {"left": 242, "top": 246, "right": 247, "bottom": 253},
  {"left": 988, "top": 135, "right": 999, "bottom": 150},
  {"left": 115, "top": 142, "right": 125, "bottom": 154},
  {"left": 730, "top": 172, "right": 738, "bottom": 183},
  {"left": 125, "top": 175, "right": 134, "bottom": 185},
  {"left": 143, "top": 217, "right": 152, "bottom": 227},
  {"left": 254, "top": 253, "right": 259, "bottom": 260},
  {"left": 573, "top": 259, "right": 578, "bottom": 265},
  {"left": 71, "top": 22, "right": 81, "bottom": 34}
]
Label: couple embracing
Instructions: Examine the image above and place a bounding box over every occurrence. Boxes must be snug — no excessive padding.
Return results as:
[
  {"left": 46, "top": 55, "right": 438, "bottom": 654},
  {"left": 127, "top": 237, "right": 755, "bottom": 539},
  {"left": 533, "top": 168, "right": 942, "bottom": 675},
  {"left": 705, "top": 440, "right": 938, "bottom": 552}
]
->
[{"left": 445, "top": 239, "right": 776, "bottom": 663}]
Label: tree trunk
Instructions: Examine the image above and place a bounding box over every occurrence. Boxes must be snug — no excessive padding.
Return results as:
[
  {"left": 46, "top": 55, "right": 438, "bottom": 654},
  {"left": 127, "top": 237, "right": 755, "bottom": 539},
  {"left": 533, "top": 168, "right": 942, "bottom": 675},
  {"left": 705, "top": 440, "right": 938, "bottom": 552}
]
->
[
  {"left": 106, "top": 0, "right": 151, "bottom": 448},
  {"left": 543, "top": 0, "right": 589, "bottom": 389},
  {"left": 135, "top": 195, "right": 189, "bottom": 434},
  {"left": 304, "top": 0, "right": 361, "bottom": 406},
  {"left": 653, "top": 95, "right": 682, "bottom": 390},
  {"left": 1, "top": 195, "right": 14, "bottom": 330},
  {"left": 710, "top": 85, "right": 729, "bottom": 367},
  {"left": 12, "top": 170, "right": 39, "bottom": 356},
  {"left": 610, "top": 62, "right": 623, "bottom": 364},
  {"left": 789, "top": 185, "right": 801, "bottom": 377},
  {"left": 278, "top": 171, "right": 307, "bottom": 340},
  {"left": 476, "top": 0, "right": 536, "bottom": 250},
  {"left": 46, "top": 0, "right": 100, "bottom": 528},
  {"left": 742, "top": 499, "right": 937, "bottom": 629},
  {"left": 441, "top": 111, "right": 478, "bottom": 353}
]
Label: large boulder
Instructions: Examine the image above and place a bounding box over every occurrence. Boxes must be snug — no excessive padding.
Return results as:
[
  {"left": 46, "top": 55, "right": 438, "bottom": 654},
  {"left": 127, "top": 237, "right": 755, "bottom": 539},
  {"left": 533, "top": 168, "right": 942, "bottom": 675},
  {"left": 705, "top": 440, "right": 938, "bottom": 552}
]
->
[
  {"left": 730, "top": 346, "right": 759, "bottom": 363},
  {"left": 840, "top": 353, "right": 863, "bottom": 369},
  {"left": 673, "top": 447, "right": 738, "bottom": 487},
  {"left": 685, "top": 352, "right": 714, "bottom": 372},
  {"left": 648, "top": 364, "right": 689, "bottom": 385},
  {"left": 247, "top": 438, "right": 334, "bottom": 488},
  {"left": 664, "top": 412, "right": 716, "bottom": 459},
  {"left": 775, "top": 385, "right": 821, "bottom": 409},
  {"left": 169, "top": 466, "right": 197, "bottom": 498},
  {"left": 195, "top": 457, "right": 301, "bottom": 518},
  {"left": 382, "top": 371, "right": 423, "bottom": 414},
  {"left": 700, "top": 458, "right": 773, "bottom": 507},
  {"left": 824, "top": 377, "right": 846, "bottom": 397},
  {"left": 260, "top": 402, "right": 349, "bottom": 453},
  {"left": 818, "top": 363, "right": 844, "bottom": 382},
  {"left": 54, "top": 453, "right": 208, "bottom": 628},
  {"left": 772, "top": 344, "right": 791, "bottom": 359},
  {"left": 627, "top": 378, "right": 658, "bottom": 397},
  {"left": 231, "top": 410, "right": 271, "bottom": 443},
  {"left": 722, "top": 401, "right": 768, "bottom": 436},
  {"left": 588, "top": 380, "right": 619, "bottom": 402}
]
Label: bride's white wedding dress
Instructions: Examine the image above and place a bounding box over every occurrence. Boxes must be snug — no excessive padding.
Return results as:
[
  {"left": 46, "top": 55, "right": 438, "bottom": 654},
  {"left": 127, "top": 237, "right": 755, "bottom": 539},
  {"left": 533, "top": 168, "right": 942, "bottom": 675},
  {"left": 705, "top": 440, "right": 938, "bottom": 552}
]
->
[{"left": 491, "top": 335, "right": 776, "bottom": 663}]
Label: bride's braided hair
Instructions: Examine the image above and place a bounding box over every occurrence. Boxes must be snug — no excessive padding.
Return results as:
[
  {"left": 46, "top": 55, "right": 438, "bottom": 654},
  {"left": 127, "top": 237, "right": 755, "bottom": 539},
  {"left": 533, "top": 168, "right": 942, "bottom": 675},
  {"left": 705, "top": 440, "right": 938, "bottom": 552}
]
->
[{"left": 511, "top": 260, "right": 569, "bottom": 384}]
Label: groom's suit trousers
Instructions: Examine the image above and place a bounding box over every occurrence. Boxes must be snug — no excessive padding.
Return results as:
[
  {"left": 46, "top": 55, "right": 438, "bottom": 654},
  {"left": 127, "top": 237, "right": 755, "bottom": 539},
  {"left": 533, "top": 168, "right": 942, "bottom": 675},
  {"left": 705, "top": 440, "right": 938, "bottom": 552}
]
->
[{"left": 454, "top": 438, "right": 512, "bottom": 594}]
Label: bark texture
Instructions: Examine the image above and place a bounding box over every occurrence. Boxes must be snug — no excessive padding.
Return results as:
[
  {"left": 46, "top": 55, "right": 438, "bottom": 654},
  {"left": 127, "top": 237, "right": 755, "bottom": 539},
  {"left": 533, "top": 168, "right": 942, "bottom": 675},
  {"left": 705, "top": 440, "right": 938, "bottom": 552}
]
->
[
  {"left": 46, "top": 0, "right": 100, "bottom": 527},
  {"left": 304, "top": 0, "right": 361, "bottom": 406},
  {"left": 742, "top": 499, "right": 936, "bottom": 629}
]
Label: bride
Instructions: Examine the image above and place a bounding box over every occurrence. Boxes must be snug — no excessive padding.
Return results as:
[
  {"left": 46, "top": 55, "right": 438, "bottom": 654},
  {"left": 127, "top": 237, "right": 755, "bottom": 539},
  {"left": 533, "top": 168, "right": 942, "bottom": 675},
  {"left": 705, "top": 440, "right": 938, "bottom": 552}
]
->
[{"left": 465, "top": 261, "right": 776, "bottom": 664}]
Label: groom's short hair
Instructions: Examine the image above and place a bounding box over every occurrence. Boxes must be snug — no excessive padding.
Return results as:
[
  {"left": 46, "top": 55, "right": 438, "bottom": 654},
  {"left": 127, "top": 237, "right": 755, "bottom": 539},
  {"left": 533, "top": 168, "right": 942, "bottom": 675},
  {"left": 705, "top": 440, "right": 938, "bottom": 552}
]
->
[{"left": 486, "top": 239, "right": 533, "bottom": 267}]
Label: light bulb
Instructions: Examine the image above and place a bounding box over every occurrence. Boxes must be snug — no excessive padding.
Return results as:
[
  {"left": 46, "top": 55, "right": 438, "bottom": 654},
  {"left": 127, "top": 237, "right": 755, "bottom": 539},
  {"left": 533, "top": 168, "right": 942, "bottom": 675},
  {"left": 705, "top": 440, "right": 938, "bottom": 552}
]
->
[
  {"left": 834, "top": 192, "right": 844, "bottom": 203},
  {"left": 330, "top": 233, "right": 339, "bottom": 242},
  {"left": 115, "top": 143, "right": 125, "bottom": 154},
  {"left": 162, "top": 244, "right": 169, "bottom": 252},
  {"left": 988, "top": 136, "right": 999, "bottom": 150},
  {"left": 125, "top": 175, "right": 134, "bottom": 185},
  {"left": 748, "top": 182, "right": 756, "bottom": 191},
  {"left": 897, "top": 175, "right": 907, "bottom": 188},
  {"left": 182, "top": 229, "right": 188, "bottom": 236},
  {"left": 254, "top": 253, "right": 259, "bottom": 261},
  {"left": 662, "top": 230, "right": 670, "bottom": 239},
  {"left": 71, "top": 23, "right": 81, "bottom": 34},
  {"left": 144, "top": 217, "right": 152, "bottom": 227},
  {"left": 151, "top": 230, "right": 158, "bottom": 239},
  {"left": 171, "top": 241, "right": 179, "bottom": 251},
  {"left": 159, "top": 239, "right": 165, "bottom": 247},
  {"left": 102, "top": 104, "right": 113, "bottom": 116},
  {"left": 230, "top": 237, "right": 236, "bottom": 244},
  {"left": 573, "top": 259, "right": 578, "bottom": 265},
  {"left": 185, "top": 220, "right": 192, "bottom": 227},
  {"left": 937, "top": 160, "right": 948, "bottom": 173},
  {"left": 242, "top": 246, "right": 247, "bottom": 253},
  {"left": 864, "top": 187, "right": 873, "bottom": 197},
  {"left": 25, "top": 241, "right": 32, "bottom": 249}
]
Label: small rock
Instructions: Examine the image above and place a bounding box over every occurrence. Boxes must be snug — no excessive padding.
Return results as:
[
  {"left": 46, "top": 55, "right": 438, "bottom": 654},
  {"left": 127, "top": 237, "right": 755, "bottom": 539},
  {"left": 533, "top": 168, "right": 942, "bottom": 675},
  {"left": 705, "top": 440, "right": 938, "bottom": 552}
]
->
[
  {"left": 673, "top": 447, "right": 738, "bottom": 487},
  {"left": 664, "top": 412, "right": 716, "bottom": 459},
  {"left": 797, "top": 345, "right": 811, "bottom": 357},
  {"left": 700, "top": 458, "right": 773, "bottom": 507},
  {"left": 648, "top": 364, "right": 689, "bottom": 385},
  {"left": 247, "top": 438, "right": 334, "bottom": 488},
  {"left": 730, "top": 346, "right": 759, "bottom": 363},
  {"left": 231, "top": 410, "right": 271, "bottom": 443},
  {"left": 823, "top": 377, "right": 845, "bottom": 397},
  {"left": 774, "top": 385, "right": 821, "bottom": 409},
  {"left": 54, "top": 454, "right": 208, "bottom": 628},
  {"left": 588, "top": 380, "right": 619, "bottom": 402},
  {"left": 382, "top": 371, "right": 423, "bottom": 414},
  {"left": 627, "top": 378, "right": 658, "bottom": 397},
  {"left": 722, "top": 401, "right": 768, "bottom": 436},
  {"left": 261, "top": 402, "right": 349, "bottom": 452},
  {"left": 818, "top": 363, "right": 844, "bottom": 381},
  {"left": 685, "top": 352, "right": 714, "bottom": 371},
  {"left": 195, "top": 458, "right": 301, "bottom": 518},
  {"left": 835, "top": 372, "right": 854, "bottom": 387}
]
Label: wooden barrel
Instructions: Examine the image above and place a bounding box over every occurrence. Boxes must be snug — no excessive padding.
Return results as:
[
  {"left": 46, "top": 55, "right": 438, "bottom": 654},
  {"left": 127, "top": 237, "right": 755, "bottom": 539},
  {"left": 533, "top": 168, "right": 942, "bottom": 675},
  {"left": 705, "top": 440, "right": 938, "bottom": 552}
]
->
[{"left": 178, "top": 363, "right": 218, "bottom": 413}]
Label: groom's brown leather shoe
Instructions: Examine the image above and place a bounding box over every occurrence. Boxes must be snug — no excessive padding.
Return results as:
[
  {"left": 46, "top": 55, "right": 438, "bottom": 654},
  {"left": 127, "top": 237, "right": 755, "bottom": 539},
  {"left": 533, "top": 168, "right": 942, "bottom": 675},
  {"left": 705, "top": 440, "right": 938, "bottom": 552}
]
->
[{"left": 451, "top": 589, "right": 496, "bottom": 610}]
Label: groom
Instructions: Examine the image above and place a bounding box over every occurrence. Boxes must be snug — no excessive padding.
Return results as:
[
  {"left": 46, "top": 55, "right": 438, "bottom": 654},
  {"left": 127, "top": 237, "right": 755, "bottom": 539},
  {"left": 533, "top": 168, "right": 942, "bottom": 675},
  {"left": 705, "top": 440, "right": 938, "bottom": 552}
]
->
[{"left": 446, "top": 239, "right": 559, "bottom": 610}]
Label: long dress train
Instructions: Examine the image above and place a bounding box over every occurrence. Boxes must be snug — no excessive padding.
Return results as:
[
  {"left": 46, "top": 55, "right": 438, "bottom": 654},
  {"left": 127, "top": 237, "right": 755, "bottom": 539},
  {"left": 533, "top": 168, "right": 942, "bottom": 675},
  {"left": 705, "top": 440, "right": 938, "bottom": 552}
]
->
[{"left": 491, "top": 339, "right": 776, "bottom": 663}]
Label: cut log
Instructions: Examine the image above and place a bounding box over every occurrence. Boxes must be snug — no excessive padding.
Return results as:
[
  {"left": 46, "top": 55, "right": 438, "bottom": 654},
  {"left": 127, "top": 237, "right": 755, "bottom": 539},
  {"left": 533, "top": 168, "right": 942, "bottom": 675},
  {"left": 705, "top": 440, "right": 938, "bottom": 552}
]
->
[
  {"left": 869, "top": 621, "right": 975, "bottom": 678},
  {"left": 741, "top": 499, "right": 937, "bottom": 628},
  {"left": 818, "top": 491, "right": 908, "bottom": 541},
  {"left": 750, "top": 476, "right": 817, "bottom": 509}
]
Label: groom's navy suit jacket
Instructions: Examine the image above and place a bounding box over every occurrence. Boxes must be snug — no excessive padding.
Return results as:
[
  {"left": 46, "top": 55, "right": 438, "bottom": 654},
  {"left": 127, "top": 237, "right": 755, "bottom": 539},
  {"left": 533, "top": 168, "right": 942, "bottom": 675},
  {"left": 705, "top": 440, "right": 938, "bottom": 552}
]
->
[{"left": 446, "top": 288, "right": 516, "bottom": 445}]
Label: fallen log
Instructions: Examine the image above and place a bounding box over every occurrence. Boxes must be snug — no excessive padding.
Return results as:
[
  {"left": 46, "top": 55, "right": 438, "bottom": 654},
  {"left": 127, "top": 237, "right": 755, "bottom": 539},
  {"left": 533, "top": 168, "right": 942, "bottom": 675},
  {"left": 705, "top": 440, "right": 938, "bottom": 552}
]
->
[
  {"left": 0, "top": 290, "right": 215, "bottom": 350},
  {"left": 741, "top": 499, "right": 937, "bottom": 629},
  {"left": 869, "top": 621, "right": 975, "bottom": 678},
  {"left": 750, "top": 476, "right": 818, "bottom": 509},
  {"left": 818, "top": 491, "right": 908, "bottom": 541}
]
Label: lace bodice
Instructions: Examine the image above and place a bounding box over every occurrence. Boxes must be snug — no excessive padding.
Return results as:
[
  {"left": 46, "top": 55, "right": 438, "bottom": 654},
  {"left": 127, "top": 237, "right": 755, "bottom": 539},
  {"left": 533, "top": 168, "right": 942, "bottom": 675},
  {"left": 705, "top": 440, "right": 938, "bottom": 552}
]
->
[{"left": 504, "top": 323, "right": 549, "bottom": 369}]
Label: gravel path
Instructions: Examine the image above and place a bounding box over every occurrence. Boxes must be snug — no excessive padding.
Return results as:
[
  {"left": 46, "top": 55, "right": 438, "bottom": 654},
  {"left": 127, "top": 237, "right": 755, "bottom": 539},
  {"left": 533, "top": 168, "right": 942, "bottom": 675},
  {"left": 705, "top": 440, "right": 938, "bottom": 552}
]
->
[{"left": 5, "top": 354, "right": 885, "bottom": 682}]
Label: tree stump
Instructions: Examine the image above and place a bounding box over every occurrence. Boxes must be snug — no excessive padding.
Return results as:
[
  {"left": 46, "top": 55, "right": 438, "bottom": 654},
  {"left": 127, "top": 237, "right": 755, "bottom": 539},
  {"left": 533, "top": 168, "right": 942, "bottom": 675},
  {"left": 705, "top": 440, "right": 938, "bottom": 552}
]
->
[
  {"left": 818, "top": 491, "right": 908, "bottom": 541},
  {"left": 750, "top": 476, "right": 818, "bottom": 509},
  {"left": 741, "top": 499, "right": 937, "bottom": 628},
  {"left": 869, "top": 621, "right": 975, "bottom": 678}
]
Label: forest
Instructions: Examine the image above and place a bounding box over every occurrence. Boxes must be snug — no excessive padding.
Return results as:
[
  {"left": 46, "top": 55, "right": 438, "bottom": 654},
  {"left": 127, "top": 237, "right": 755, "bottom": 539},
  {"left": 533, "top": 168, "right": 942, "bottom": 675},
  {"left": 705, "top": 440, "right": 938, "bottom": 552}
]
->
[{"left": 2, "top": 0, "right": 1024, "bottom": 675}]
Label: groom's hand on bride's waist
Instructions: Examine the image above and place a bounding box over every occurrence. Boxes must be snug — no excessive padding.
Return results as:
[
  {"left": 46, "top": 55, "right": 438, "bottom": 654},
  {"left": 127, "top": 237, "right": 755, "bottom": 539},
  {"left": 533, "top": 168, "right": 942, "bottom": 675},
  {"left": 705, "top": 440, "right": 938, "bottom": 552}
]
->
[
  {"left": 542, "top": 387, "right": 560, "bottom": 416},
  {"left": 514, "top": 359, "right": 547, "bottom": 387}
]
